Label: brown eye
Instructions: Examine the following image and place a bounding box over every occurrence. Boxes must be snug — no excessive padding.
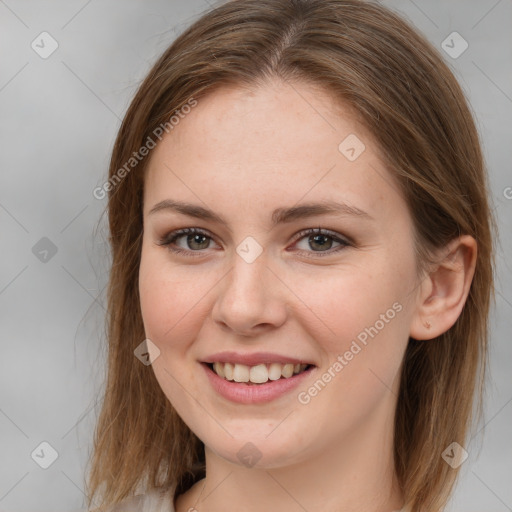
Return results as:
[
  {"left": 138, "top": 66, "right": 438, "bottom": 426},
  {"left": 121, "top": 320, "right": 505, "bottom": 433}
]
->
[
  {"left": 157, "top": 228, "right": 217, "bottom": 255},
  {"left": 292, "top": 228, "right": 350, "bottom": 256}
]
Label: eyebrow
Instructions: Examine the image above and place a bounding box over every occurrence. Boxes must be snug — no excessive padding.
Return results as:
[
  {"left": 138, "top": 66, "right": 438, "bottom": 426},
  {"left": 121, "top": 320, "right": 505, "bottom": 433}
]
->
[{"left": 148, "top": 199, "right": 373, "bottom": 226}]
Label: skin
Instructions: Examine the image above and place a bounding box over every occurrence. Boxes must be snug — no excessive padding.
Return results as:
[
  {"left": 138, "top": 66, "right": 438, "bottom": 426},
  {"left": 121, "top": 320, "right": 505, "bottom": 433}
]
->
[{"left": 138, "top": 79, "right": 477, "bottom": 512}]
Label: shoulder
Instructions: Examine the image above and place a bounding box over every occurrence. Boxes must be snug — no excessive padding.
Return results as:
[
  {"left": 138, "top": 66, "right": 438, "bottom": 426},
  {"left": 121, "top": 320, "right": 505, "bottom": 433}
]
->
[{"left": 85, "top": 488, "right": 175, "bottom": 512}]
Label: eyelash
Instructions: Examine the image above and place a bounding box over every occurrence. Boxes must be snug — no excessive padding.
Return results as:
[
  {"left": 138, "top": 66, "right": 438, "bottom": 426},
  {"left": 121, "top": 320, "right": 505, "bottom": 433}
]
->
[{"left": 156, "top": 227, "right": 352, "bottom": 258}]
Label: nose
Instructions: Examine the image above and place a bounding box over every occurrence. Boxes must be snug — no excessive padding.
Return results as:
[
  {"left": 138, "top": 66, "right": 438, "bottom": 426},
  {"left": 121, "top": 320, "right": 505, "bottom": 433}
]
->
[{"left": 211, "top": 249, "right": 288, "bottom": 337}]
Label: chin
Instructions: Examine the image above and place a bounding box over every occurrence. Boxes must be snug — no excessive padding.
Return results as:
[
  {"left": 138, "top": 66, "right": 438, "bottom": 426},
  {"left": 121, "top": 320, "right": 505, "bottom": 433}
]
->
[{"left": 201, "top": 426, "right": 312, "bottom": 470}]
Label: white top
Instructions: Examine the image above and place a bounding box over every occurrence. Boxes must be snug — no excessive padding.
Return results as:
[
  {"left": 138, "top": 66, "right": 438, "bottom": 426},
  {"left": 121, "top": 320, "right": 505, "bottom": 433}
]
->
[
  {"left": 99, "top": 489, "right": 174, "bottom": 511},
  {"left": 100, "top": 488, "right": 411, "bottom": 512}
]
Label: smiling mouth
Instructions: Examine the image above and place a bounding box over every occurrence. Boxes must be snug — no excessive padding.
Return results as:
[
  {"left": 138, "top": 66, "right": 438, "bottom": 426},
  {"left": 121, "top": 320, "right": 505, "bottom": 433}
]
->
[{"left": 205, "top": 362, "right": 314, "bottom": 385}]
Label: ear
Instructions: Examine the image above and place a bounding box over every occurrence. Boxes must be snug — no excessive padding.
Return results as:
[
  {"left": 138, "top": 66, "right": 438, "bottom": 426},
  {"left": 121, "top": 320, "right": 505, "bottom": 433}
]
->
[{"left": 409, "top": 235, "right": 477, "bottom": 341}]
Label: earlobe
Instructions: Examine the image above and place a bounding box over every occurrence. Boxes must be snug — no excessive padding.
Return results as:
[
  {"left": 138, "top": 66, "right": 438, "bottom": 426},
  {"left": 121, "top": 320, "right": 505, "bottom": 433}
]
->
[{"left": 409, "top": 235, "right": 477, "bottom": 341}]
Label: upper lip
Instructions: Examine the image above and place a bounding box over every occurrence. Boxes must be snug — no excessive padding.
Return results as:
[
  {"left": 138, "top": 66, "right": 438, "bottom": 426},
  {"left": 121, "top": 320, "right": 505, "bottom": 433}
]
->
[{"left": 202, "top": 351, "right": 315, "bottom": 367}]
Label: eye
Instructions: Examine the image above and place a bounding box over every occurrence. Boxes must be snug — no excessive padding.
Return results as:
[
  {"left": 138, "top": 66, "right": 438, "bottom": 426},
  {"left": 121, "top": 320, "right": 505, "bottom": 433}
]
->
[
  {"left": 157, "top": 227, "right": 351, "bottom": 258},
  {"left": 291, "top": 228, "right": 351, "bottom": 256},
  {"left": 156, "top": 228, "right": 218, "bottom": 256}
]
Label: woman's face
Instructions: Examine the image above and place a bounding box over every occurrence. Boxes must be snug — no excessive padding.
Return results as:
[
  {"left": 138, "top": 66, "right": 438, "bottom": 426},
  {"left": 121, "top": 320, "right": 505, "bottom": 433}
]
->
[{"left": 139, "top": 80, "right": 421, "bottom": 468}]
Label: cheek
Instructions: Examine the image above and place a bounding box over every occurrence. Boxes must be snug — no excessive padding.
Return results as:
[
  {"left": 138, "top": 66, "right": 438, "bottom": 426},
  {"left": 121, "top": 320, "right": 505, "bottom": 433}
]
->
[
  {"left": 290, "top": 271, "right": 409, "bottom": 432},
  {"left": 291, "top": 265, "right": 408, "bottom": 349},
  {"left": 138, "top": 244, "right": 219, "bottom": 354},
  {"left": 138, "top": 246, "right": 209, "bottom": 416},
  {"left": 139, "top": 246, "right": 186, "bottom": 344},
  {"left": 287, "top": 254, "right": 414, "bottom": 411}
]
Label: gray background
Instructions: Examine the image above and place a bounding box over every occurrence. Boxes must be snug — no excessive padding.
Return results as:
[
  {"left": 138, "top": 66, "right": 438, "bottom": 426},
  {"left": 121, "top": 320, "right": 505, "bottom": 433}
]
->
[{"left": 0, "top": 0, "right": 511, "bottom": 511}]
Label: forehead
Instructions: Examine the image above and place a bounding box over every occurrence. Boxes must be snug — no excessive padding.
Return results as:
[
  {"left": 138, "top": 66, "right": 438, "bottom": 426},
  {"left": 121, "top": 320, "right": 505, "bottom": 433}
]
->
[
  {"left": 143, "top": 80, "right": 406, "bottom": 224},
  {"left": 157, "top": 80, "right": 367, "bottom": 164}
]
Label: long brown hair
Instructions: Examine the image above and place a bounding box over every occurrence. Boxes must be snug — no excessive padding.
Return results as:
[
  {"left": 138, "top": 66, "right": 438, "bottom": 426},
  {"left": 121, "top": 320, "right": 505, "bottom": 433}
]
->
[{"left": 86, "top": 1, "right": 496, "bottom": 510}]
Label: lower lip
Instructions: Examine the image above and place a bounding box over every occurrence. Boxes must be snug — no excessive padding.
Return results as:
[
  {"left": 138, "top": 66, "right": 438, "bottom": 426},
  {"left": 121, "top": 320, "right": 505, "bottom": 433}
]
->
[{"left": 201, "top": 363, "right": 315, "bottom": 404}]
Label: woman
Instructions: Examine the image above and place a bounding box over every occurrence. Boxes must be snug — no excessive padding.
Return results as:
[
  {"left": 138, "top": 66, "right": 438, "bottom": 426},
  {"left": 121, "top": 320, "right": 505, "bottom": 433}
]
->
[{"left": 86, "top": 1, "right": 495, "bottom": 511}]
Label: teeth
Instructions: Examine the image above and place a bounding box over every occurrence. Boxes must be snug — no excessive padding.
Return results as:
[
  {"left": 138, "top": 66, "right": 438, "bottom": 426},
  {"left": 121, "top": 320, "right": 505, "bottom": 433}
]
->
[
  {"left": 213, "top": 362, "right": 225, "bottom": 378},
  {"left": 224, "top": 362, "right": 234, "bottom": 380},
  {"left": 268, "top": 362, "right": 282, "bottom": 381},
  {"left": 211, "top": 362, "right": 309, "bottom": 383},
  {"left": 233, "top": 363, "right": 249, "bottom": 382},
  {"left": 281, "top": 363, "right": 294, "bottom": 378},
  {"left": 249, "top": 364, "right": 268, "bottom": 383}
]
